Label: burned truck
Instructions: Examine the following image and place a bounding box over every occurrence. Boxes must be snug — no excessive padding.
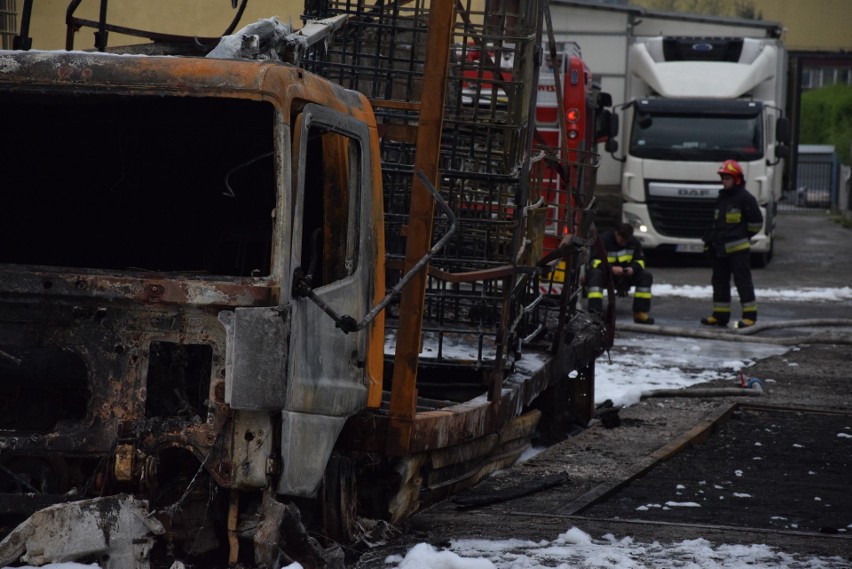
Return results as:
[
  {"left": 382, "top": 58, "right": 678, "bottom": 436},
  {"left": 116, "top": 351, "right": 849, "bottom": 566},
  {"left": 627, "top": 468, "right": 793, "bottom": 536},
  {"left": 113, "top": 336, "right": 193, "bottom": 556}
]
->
[
  {"left": 0, "top": 45, "right": 392, "bottom": 567},
  {"left": 0, "top": 2, "right": 608, "bottom": 567}
]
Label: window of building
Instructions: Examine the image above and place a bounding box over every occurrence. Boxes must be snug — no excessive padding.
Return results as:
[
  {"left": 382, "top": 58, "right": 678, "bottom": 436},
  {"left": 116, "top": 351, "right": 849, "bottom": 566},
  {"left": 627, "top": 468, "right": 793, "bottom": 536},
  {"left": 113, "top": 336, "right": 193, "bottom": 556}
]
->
[
  {"left": 0, "top": 0, "right": 16, "bottom": 50},
  {"left": 814, "top": 68, "right": 824, "bottom": 89}
]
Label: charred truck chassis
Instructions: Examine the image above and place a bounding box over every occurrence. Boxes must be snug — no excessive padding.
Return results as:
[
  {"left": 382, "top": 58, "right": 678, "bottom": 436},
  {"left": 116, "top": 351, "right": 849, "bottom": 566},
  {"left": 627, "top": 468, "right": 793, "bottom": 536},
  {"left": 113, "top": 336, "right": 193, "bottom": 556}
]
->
[{"left": 0, "top": 1, "right": 606, "bottom": 567}]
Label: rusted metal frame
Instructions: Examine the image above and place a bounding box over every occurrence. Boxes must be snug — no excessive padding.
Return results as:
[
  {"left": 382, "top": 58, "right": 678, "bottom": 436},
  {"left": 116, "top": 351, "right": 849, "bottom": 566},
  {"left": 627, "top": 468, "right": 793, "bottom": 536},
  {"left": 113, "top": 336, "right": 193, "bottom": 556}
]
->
[
  {"left": 343, "top": 332, "right": 591, "bottom": 455},
  {"left": 568, "top": 361, "right": 595, "bottom": 425},
  {"left": 387, "top": 0, "right": 456, "bottom": 455},
  {"left": 418, "top": 321, "right": 499, "bottom": 337},
  {"left": 575, "top": 147, "right": 601, "bottom": 211},
  {"left": 0, "top": 268, "right": 274, "bottom": 306},
  {"left": 300, "top": 170, "right": 457, "bottom": 334},
  {"left": 377, "top": 123, "right": 418, "bottom": 144},
  {"left": 386, "top": 258, "right": 516, "bottom": 282},
  {"left": 380, "top": 1, "right": 402, "bottom": 101},
  {"left": 95, "top": 0, "right": 108, "bottom": 52},
  {"left": 12, "top": 0, "right": 32, "bottom": 50},
  {"left": 66, "top": 16, "right": 221, "bottom": 51},
  {"left": 65, "top": 0, "right": 82, "bottom": 49},
  {"left": 372, "top": 100, "right": 421, "bottom": 111},
  {"left": 488, "top": 274, "right": 513, "bottom": 402},
  {"left": 509, "top": 273, "right": 546, "bottom": 341},
  {"left": 338, "top": 0, "right": 424, "bottom": 102},
  {"left": 489, "top": 2, "right": 540, "bottom": 401},
  {"left": 542, "top": 5, "right": 572, "bottom": 240},
  {"left": 227, "top": 490, "right": 240, "bottom": 565},
  {"left": 453, "top": 0, "right": 498, "bottom": 109},
  {"left": 64, "top": 0, "right": 248, "bottom": 51},
  {"left": 419, "top": 280, "right": 503, "bottom": 367}
]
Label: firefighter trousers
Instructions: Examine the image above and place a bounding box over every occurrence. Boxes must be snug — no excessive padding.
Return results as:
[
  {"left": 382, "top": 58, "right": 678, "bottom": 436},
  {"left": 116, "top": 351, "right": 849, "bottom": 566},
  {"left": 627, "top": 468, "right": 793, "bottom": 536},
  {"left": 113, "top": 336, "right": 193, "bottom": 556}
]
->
[
  {"left": 710, "top": 251, "right": 757, "bottom": 323},
  {"left": 586, "top": 267, "right": 653, "bottom": 314}
]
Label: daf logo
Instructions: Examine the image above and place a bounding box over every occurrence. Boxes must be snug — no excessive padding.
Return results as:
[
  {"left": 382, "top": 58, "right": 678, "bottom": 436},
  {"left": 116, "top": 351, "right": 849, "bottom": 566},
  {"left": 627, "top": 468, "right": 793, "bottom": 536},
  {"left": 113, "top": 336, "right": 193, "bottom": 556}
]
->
[
  {"left": 692, "top": 43, "right": 714, "bottom": 52},
  {"left": 678, "top": 188, "right": 713, "bottom": 197}
]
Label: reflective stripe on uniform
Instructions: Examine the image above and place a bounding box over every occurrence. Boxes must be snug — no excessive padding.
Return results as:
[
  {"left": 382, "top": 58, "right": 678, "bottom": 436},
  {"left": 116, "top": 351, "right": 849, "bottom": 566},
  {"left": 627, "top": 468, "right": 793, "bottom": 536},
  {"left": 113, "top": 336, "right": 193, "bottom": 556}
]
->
[
  {"left": 615, "top": 248, "right": 634, "bottom": 264},
  {"left": 598, "top": 248, "right": 635, "bottom": 267},
  {"left": 724, "top": 239, "right": 750, "bottom": 254},
  {"left": 634, "top": 287, "right": 651, "bottom": 299},
  {"left": 742, "top": 302, "right": 757, "bottom": 314},
  {"left": 713, "top": 303, "right": 732, "bottom": 313},
  {"left": 587, "top": 287, "right": 603, "bottom": 300}
]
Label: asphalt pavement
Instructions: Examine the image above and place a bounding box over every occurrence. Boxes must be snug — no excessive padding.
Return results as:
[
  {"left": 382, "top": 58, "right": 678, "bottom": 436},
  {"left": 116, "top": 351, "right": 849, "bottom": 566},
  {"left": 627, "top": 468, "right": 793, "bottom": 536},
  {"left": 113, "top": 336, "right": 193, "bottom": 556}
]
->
[
  {"left": 638, "top": 211, "right": 852, "bottom": 327},
  {"left": 355, "top": 211, "right": 852, "bottom": 568}
]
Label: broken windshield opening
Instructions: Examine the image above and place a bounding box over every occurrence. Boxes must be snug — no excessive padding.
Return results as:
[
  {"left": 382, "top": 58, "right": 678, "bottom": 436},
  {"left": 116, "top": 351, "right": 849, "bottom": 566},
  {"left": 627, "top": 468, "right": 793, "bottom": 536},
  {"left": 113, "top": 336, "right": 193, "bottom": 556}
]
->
[
  {"left": 629, "top": 112, "right": 763, "bottom": 162},
  {"left": 0, "top": 93, "right": 277, "bottom": 277}
]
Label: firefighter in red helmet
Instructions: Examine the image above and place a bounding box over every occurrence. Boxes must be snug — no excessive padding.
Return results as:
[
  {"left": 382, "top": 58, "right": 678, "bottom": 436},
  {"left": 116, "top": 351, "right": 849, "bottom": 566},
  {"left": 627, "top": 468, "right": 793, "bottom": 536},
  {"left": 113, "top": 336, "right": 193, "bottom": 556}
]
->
[{"left": 701, "top": 160, "right": 763, "bottom": 328}]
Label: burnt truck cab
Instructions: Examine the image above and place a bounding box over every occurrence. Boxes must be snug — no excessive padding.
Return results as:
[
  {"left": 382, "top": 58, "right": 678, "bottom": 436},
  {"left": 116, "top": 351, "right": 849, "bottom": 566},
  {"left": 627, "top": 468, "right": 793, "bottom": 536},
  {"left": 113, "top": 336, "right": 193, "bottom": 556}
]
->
[{"left": 0, "top": 49, "right": 385, "bottom": 556}]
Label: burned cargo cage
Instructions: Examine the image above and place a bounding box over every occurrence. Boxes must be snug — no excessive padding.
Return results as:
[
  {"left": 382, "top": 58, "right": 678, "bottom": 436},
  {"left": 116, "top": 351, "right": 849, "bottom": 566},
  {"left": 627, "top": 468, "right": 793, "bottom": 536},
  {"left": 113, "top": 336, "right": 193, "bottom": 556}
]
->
[
  {"left": 302, "top": 0, "right": 606, "bottom": 515},
  {"left": 302, "top": 0, "right": 586, "bottom": 388}
]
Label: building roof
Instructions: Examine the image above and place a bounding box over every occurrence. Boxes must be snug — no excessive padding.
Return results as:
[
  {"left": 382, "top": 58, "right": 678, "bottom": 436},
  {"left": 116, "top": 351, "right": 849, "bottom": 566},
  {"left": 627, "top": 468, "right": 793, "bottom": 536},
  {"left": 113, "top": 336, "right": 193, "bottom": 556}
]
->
[{"left": 550, "top": 0, "right": 783, "bottom": 37}]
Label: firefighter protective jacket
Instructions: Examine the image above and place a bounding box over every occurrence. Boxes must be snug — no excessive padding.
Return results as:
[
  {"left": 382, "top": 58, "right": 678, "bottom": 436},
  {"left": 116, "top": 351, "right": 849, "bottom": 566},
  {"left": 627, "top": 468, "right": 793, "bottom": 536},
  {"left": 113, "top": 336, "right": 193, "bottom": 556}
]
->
[
  {"left": 590, "top": 231, "right": 647, "bottom": 273},
  {"left": 704, "top": 182, "right": 763, "bottom": 256}
]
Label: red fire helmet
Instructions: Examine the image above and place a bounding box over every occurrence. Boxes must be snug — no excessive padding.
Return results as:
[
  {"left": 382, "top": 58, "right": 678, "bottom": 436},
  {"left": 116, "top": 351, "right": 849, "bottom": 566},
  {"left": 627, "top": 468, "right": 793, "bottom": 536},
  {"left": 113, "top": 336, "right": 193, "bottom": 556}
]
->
[{"left": 717, "top": 159, "right": 744, "bottom": 183}]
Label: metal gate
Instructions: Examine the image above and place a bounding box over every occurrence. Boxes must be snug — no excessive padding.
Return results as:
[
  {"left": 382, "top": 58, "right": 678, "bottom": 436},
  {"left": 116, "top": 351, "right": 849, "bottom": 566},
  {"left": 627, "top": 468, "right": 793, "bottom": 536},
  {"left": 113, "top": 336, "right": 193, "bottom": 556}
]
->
[{"left": 781, "top": 145, "right": 839, "bottom": 211}]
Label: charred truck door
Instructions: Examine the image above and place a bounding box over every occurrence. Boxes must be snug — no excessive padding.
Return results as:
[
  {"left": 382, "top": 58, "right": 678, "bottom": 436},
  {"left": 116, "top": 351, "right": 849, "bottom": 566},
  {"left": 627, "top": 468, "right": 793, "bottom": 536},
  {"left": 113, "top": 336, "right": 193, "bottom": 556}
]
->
[
  {"left": 223, "top": 101, "right": 378, "bottom": 496},
  {"left": 282, "top": 104, "right": 376, "bottom": 495}
]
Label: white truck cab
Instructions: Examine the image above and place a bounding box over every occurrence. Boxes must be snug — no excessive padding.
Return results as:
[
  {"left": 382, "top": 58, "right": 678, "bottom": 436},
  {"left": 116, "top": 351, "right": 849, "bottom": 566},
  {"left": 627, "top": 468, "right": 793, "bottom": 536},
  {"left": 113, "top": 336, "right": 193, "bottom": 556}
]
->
[{"left": 617, "top": 36, "right": 790, "bottom": 266}]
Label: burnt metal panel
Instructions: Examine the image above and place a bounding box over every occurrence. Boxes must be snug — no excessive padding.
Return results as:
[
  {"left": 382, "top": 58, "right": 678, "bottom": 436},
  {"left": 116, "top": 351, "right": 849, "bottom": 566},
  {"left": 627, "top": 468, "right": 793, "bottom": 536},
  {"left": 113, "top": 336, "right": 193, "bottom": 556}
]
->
[
  {"left": 277, "top": 410, "right": 348, "bottom": 497},
  {"left": 220, "top": 305, "right": 290, "bottom": 410}
]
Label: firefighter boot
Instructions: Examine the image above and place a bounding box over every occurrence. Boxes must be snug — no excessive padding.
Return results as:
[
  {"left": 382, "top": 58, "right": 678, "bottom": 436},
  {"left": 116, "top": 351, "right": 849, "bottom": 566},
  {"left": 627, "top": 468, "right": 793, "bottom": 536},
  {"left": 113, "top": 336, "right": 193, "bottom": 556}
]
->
[
  {"left": 633, "top": 312, "right": 655, "bottom": 325},
  {"left": 737, "top": 305, "right": 757, "bottom": 329},
  {"left": 700, "top": 316, "right": 729, "bottom": 327}
]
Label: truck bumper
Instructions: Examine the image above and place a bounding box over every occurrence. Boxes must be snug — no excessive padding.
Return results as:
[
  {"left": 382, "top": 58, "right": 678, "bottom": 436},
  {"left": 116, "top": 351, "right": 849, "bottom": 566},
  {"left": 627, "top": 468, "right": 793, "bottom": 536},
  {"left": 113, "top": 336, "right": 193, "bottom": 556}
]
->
[{"left": 622, "top": 203, "right": 771, "bottom": 254}]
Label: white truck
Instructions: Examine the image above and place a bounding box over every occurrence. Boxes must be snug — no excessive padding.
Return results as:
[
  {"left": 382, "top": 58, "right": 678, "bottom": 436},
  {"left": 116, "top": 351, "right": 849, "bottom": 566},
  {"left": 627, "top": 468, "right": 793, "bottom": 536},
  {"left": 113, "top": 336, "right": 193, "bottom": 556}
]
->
[{"left": 613, "top": 36, "right": 790, "bottom": 266}]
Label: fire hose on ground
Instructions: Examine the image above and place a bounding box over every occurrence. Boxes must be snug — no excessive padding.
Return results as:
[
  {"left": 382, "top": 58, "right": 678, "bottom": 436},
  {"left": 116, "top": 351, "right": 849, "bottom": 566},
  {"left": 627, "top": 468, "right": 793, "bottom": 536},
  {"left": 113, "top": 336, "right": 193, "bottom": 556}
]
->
[
  {"left": 615, "top": 318, "right": 852, "bottom": 346},
  {"left": 601, "top": 319, "right": 852, "bottom": 406}
]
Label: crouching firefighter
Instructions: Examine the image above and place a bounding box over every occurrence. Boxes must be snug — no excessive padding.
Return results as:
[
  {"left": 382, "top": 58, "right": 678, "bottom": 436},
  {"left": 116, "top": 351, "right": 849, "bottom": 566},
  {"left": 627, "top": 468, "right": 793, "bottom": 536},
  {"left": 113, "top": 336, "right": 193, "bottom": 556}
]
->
[{"left": 587, "top": 223, "right": 655, "bottom": 324}]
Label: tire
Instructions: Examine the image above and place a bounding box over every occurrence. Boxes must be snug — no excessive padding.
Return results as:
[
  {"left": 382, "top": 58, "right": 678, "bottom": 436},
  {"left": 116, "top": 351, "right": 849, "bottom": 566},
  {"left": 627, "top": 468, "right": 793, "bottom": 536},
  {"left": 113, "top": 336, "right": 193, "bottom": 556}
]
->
[
  {"left": 750, "top": 236, "right": 773, "bottom": 269},
  {"left": 321, "top": 453, "right": 357, "bottom": 544}
]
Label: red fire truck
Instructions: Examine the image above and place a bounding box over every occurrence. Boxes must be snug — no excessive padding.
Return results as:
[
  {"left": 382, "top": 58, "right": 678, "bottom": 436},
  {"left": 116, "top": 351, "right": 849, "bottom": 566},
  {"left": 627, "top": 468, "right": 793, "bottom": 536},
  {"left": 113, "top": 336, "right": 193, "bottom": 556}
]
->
[{"left": 533, "top": 42, "right": 613, "bottom": 294}]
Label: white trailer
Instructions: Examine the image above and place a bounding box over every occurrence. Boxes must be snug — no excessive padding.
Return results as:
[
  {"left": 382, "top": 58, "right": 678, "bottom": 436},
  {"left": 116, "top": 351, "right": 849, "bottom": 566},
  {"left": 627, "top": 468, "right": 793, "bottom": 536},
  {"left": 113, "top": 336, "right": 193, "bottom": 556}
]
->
[{"left": 549, "top": 1, "right": 791, "bottom": 266}]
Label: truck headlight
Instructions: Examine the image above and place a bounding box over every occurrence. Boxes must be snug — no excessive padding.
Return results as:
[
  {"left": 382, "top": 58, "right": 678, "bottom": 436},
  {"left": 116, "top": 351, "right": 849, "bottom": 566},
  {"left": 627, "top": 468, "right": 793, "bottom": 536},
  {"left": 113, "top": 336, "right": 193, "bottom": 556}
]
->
[{"left": 625, "top": 212, "right": 648, "bottom": 233}]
